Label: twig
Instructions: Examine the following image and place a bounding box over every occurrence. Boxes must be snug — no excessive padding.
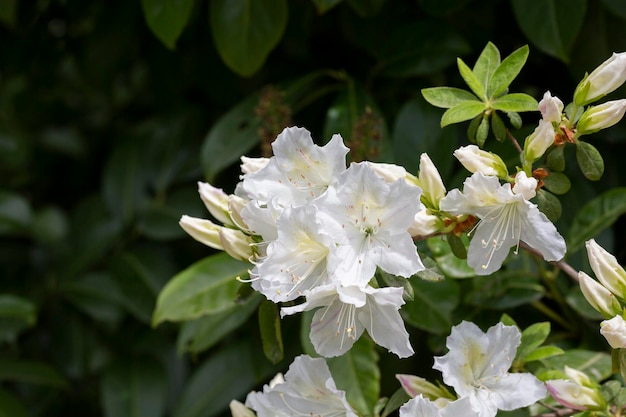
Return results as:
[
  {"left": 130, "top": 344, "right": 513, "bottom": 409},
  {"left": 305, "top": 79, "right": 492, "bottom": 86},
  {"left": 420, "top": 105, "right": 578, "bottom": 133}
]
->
[
  {"left": 520, "top": 242, "right": 579, "bottom": 282},
  {"left": 507, "top": 129, "right": 523, "bottom": 153}
]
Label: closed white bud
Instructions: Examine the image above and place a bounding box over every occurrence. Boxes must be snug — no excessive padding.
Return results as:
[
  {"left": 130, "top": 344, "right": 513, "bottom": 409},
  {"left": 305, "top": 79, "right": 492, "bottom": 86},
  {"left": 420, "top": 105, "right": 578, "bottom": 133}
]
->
[
  {"left": 219, "top": 227, "right": 253, "bottom": 261},
  {"left": 418, "top": 153, "right": 446, "bottom": 208},
  {"left": 198, "top": 182, "right": 233, "bottom": 226},
  {"left": 574, "top": 52, "right": 626, "bottom": 105},
  {"left": 523, "top": 120, "right": 555, "bottom": 163},
  {"left": 453, "top": 145, "right": 508, "bottom": 178},
  {"left": 577, "top": 99, "right": 626, "bottom": 135},
  {"left": 229, "top": 400, "right": 256, "bottom": 417},
  {"left": 600, "top": 315, "right": 626, "bottom": 349},
  {"left": 586, "top": 239, "right": 626, "bottom": 299},
  {"left": 240, "top": 156, "right": 270, "bottom": 175},
  {"left": 546, "top": 375, "right": 605, "bottom": 411},
  {"left": 578, "top": 271, "right": 622, "bottom": 317},
  {"left": 179, "top": 215, "right": 224, "bottom": 251}
]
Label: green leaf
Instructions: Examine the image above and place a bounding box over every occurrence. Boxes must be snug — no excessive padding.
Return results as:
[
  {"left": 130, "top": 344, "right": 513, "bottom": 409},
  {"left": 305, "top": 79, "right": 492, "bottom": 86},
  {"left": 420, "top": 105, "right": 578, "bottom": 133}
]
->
[
  {"left": 517, "top": 322, "right": 551, "bottom": 360},
  {"left": 210, "top": 0, "right": 288, "bottom": 77},
  {"left": 547, "top": 145, "right": 565, "bottom": 172},
  {"left": 101, "top": 357, "right": 167, "bottom": 417},
  {"left": 402, "top": 277, "right": 460, "bottom": 334},
  {"left": 0, "top": 359, "right": 68, "bottom": 388},
  {"left": 491, "top": 111, "right": 507, "bottom": 142},
  {"left": 541, "top": 349, "right": 612, "bottom": 381},
  {"left": 566, "top": 285, "right": 604, "bottom": 320},
  {"left": 61, "top": 272, "right": 126, "bottom": 326},
  {"left": 0, "top": 389, "right": 29, "bottom": 417},
  {"left": 421, "top": 87, "right": 479, "bottom": 109},
  {"left": 177, "top": 292, "right": 262, "bottom": 355},
  {"left": 465, "top": 271, "right": 544, "bottom": 310},
  {"left": 511, "top": 0, "right": 586, "bottom": 62},
  {"left": 0, "top": 295, "right": 36, "bottom": 344},
  {"left": 415, "top": 256, "right": 445, "bottom": 282},
  {"left": 523, "top": 345, "right": 564, "bottom": 363},
  {"left": 141, "top": 0, "right": 194, "bottom": 49},
  {"left": 603, "top": 0, "right": 626, "bottom": 19},
  {"left": 567, "top": 188, "right": 626, "bottom": 252},
  {"left": 507, "top": 111, "right": 523, "bottom": 129},
  {"left": 300, "top": 310, "right": 318, "bottom": 357},
  {"left": 472, "top": 42, "right": 501, "bottom": 91},
  {"left": 476, "top": 115, "right": 489, "bottom": 147},
  {"left": 173, "top": 343, "right": 274, "bottom": 417},
  {"left": 327, "top": 337, "right": 380, "bottom": 416},
  {"left": 576, "top": 140, "right": 605, "bottom": 181},
  {"left": 491, "top": 93, "right": 538, "bottom": 113},
  {"left": 258, "top": 300, "right": 284, "bottom": 365},
  {"left": 542, "top": 172, "right": 571, "bottom": 195},
  {"left": 152, "top": 253, "right": 248, "bottom": 326},
  {"left": 200, "top": 93, "right": 261, "bottom": 182},
  {"left": 381, "top": 387, "right": 411, "bottom": 417},
  {"left": 311, "top": 0, "right": 343, "bottom": 14},
  {"left": 0, "top": 0, "right": 17, "bottom": 28},
  {"left": 446, "top": 234, "right": 467, "bottom": 259},
  {"left": 0, "top": 190, "right": 32, "bottom": 234},
  {"left": 457, "top": 57, "right": 485, "bottom": 99},
  {"left": 427, "top": 236, "right": 476, "bottom": 278},
  {"left": 536, "top": 189, "right": 562, "bottom": 223},
  {"left": 440, "top": 101, "right": 486, "bottom": 127},
  {"left": 487, "top": 45, "right": 529, "bottom": 98},
  {"left": 31, "top": 206, "right": 67, "bottom": 244}
]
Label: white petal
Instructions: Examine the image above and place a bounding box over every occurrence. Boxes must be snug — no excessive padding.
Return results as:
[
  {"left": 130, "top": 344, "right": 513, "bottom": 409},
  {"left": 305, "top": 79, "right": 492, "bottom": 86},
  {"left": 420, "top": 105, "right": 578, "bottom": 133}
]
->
[
  {"left": 520, "top": 204, "right": 566, "bottom": 261},
  {"left": 399, "top": 395, "right": 442, "bottom": 417},
  {"left": 484, "top": 373, "right": 546, "bottom": 411}
]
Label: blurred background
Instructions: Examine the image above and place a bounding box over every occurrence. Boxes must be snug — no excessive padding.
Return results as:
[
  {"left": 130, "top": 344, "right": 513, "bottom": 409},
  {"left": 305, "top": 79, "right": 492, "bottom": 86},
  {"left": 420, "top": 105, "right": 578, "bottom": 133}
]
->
[{"left": 2, "top": 0, "right": 626, "bottom": 416}]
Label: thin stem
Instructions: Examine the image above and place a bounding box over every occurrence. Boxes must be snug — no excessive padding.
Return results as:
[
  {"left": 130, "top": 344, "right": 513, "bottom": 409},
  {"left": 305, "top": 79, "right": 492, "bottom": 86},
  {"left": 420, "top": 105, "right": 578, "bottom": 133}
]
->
[
  {"left": 507, "top": 129, "right": 523, "bottom": 153},
  {"left": 520, "top": 242, "right": 579, "bottom": 282},
  {"left": 531, "top": 300, "right": 575, "bottom": 331}
]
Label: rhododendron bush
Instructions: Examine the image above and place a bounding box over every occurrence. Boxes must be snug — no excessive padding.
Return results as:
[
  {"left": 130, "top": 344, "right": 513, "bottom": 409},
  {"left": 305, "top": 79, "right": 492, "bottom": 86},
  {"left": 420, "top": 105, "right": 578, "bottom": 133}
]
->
[{"left": 4, "top": 1, "right": 626, "bottom": 417}]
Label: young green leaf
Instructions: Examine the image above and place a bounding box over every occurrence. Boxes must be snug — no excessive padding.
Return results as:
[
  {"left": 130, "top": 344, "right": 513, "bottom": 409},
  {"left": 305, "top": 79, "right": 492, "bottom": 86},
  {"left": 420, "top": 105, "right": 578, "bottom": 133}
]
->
[
  {"left": 491, "top": 93, "right": 538, "bottom": 112},
  {"left": 457, "top": 58, "right": 485, "bottom": 99},
  {"left": 491, "top": 111, "right": 507, "bottom": 142},
  {"left": 476, "top": 115, "right": 489, "bottom": 147},
  {"left": 516, "top": 322, "right": 551, "bottom": 360},
  {"left": 523, "top": 345, "right": 564, "bottom": 362},
  {"left": 421, "top": 87, "right": 479, "bottom": 109},
  {"left": 440, "top": 101, "right": 485, "bottom": 127},
  {"left": 473, "top": 42, "right": 501, "bottom": 90},
  {"left": 487, "top": 45, "right": 529, "bottom": 98},
  {"left": 507, "top": 111, "right": 523, "bottom": 129}
]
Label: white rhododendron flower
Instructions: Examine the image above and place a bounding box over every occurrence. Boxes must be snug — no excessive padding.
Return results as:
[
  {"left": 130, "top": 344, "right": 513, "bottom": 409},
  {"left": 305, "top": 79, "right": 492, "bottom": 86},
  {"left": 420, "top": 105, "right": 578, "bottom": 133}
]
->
[
  {"left": 600, "top": 315, "right": 626, "bottom": 349},
  {"left": 282, "top": 283, "right": 414, "bottom": 358},
  {"left": 400, "top": 395, "right": 478, "bottom": 417},
  {"left": 245, "top": 355, "right": 357, "bottom": 417},
  {"left": 440, "top": 171, "right": 566, "bottom": 275},
  {"left": 251, "top": 205, "right": 332, "bottom": 302},
  {"left": 315, "top": 162, "right": 424, "bottom": 287},
  {"left": 433, "top": 321, "right": 546, "bottom": 417}
]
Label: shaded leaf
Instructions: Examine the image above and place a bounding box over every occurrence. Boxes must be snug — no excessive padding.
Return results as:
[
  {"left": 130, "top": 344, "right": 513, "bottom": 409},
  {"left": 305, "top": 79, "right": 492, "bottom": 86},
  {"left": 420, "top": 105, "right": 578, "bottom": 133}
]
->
[
  {"left": 101, "top": 357, "right": 167, "bottom": 417},
  {"left": 327, "top": 337, "right": 380, "bottom": 416},
  {"left": 210, "top": 0, "right": 288, "bottom": 77},
  {"left": 536, "top": 189, "right": 562, "bottom": 223},
  {"left": 141, "top": 0, "right": 194, "bottom": 49},
  {"left": 346, "top": 0, "right": 385, "bottom": 17},
  {"left": 0, "top": 295, "right": 36, "bottom": 344},
  {"left": 402, "top": 277, "right": 460, "bottom": 334},
  {"left": 542, "top": 172, "right": 571, "bottom": 195},
  {"left": 153, "top": 253, "right": 248, "bottom": 325},
  {"left": 511, "top": 0, "right": 586, "bottom": 62},
  {"left": 466, "top": 271, "right": 544, "bottom": 310},
  {"left": 576, "top": 140, "right": 604, "bottom": 181},
  {"left": 0, "top": 359, "right": 68, "bottom": 388},
  {"left": 491, "top": 111, "right": 507, "bottom": 142},
  {"left": 0, "top": 389, "right": 29, "bottom": 417},
  {"left": 311, "top": 0, "right": 343, "bottom": 14},
  {"left": 258, "top": 300, "right": 284, "bottom": 364},
  {"left": 0, "top": 190, "right": 32, "bottom": 234},
  {"left": 567, "top": 187, "right": 626, "bottom": 252}
]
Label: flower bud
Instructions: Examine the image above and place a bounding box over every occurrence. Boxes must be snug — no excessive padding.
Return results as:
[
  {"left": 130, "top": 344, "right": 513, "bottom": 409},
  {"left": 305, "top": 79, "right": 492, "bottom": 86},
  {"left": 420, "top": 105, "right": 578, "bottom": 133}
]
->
[
  {"left": 229, "top": 400, "right": 256, "bottom": 417},
  {"left": 523, "top": 120, "right": 555, "bottom": 163},
  {"left": 600, "top": 315, "right": 626, "bottom": 349},
  {"left": 453, "top": 145, "right": 508, "bottom": 178},
  {"left": 574, "top": 52, "right": 626, "bottom": 106},
  {"left": 198, "top": 182, "right": 234, "bottom": 226},
  {"left": 586, "top": 239, "right": 626, "bottom": 298},
  {"left": 512, "top": 171, "right": 538, "bottom": 200},
  {"left": 538, "top": 91, "right": 564, "bottom": 123},
  {"left": 418, "top": 153, "right": 446, "bottom": 208},
  {"left": 179, "top": 215, "right": 224, "bottom": 251},
  {"left": 408, "top": 208, "right": 441, "bottom": 237},
  {"left": 228, "top": 194, "right": 250, "bottom": 231},
  {"left": 219, "top": 227, "right": 253, "bottom": 261},
  {"left": 546, "top": 378, "right": 605, "bottom": 411},
  {"left": 576, "top": 99, "right": 626, "bottom": 135},
  {"left": 578, "top": 271, "right": 622, "bottom": 317},
  {"left": 396, "top": 374, "right": 452, "bottom": 400}
]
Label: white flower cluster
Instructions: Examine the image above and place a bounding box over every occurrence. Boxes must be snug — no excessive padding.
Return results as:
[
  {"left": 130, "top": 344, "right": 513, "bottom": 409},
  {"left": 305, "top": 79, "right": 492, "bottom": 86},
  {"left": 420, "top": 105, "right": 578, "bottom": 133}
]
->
[{"left": 184, "top": 126, "right": 426, "bottom": 358}]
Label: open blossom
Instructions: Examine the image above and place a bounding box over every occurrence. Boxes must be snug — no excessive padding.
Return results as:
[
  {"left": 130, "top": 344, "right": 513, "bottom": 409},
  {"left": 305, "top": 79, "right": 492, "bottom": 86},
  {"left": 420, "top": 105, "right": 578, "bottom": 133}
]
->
[
  {"left": 251, "top": 205, "right": 332, "bottom": 302},
  {"left": 282, "top": 283, "right": 414, "bottom": 358},
  {"left": 433, "top": 321, "right": 546, "bottom": 417},
  {"left": 439, "top": 171, "right": 566, "bottom": 275},
  {"left": 314, "top": 162, "right": 424, "bottom": 287},
  {"left": 400, "top": 395, "right": 478, "bottom": 417},
  {"left": 245, "top": 355, "right": 357, "bottom": 417}
]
